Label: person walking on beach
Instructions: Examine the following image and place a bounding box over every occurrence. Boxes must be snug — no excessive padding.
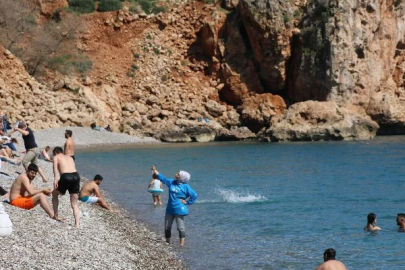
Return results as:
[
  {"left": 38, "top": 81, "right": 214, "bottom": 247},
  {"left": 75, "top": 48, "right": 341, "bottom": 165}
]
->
[
  {"left": 79, "top": 174, "right": 118, "bottom": 212},
  {"left": 364, "top": 212, "right": 381, "bottom": 231},
  {"left": 64, "top": 130, "right": 76, "bottom": 161},
  {"left": 148, "top": 173, "right": 163, "bottom": 205},
  {"left": 9, "top": 122, "right": 48, "bottom": 182},
  {"left": 397, "top": 213, "right": 405, "bottom": 232},
  {"left": 315, "top": 248, "right": 347, "bottom": 270},
  {"left": 52, "top": 147, "right": 80, "bottom": 228},
  {"left": 8, "top": 163, "right": 56, "bottom": 219},
  {"left": 151, "top": 164, "right": 197, "bottom": 246}
]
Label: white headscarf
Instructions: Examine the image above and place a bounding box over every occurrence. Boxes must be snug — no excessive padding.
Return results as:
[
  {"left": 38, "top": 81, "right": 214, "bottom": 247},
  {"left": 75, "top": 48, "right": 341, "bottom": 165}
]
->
[{"left": 178, "top": 170, "right": 190, "bottom": 183}]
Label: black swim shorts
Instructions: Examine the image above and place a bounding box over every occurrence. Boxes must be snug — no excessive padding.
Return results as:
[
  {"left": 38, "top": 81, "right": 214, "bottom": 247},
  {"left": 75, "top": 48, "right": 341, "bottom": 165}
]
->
[{"left": 57, "top": 172, "right": 80, "bottom": 194}]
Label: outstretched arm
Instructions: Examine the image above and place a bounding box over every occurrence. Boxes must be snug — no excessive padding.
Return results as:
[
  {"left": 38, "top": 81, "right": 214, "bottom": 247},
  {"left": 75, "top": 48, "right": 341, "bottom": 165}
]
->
[
  {"left": 22, "top": 177, "right": 51, "bottom": 196},
  {"left": 10, "top": 127, "right": 29, "bottom": 136},
  {"left": 151, "top": 164, "right": 173, "bottom": 187}
]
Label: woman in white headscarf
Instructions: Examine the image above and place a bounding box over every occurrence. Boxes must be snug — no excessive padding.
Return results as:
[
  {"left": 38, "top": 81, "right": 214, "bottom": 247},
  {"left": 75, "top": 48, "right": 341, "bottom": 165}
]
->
[{"left": 151, "top": 164, "right": 197, "bottom": 246}]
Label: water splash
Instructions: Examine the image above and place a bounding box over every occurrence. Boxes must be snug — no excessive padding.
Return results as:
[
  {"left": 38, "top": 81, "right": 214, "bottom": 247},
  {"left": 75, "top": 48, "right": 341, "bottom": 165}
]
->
[{"left": 197, "top": 188, "right": 267, "bottom": 203}]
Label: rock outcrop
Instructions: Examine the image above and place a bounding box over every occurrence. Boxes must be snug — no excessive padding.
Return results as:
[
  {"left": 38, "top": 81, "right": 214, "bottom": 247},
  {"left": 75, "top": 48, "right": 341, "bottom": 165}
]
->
[{"left": 266, "top": 101, "right": 379, "bottom": 141}]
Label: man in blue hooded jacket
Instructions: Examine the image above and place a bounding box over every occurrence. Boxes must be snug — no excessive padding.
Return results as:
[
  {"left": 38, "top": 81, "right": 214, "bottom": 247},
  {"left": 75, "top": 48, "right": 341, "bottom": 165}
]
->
[{"left": 151, "top": 164, "right": 197, "bottom": 246}]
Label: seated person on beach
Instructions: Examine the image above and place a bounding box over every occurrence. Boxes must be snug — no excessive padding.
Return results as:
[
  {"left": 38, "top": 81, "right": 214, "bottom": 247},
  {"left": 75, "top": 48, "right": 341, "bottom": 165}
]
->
[
  {"left": 0, "top": 136, "right": 17, "bottom": 152},
  {"left": 364, "top": 212, "right": 381, "bottom": 231},
  {"left": 8, "top": 163, "right": 56, "bottom": 219},
  {"left": 397, "top": 213, "right": 405, "bottom": 232},
  {"left": 40, "top": 146, "right": 52, "bottom": 161},
  {"left": 0, "top": 146, "right": 21, "bottom": 165},
  {"left": 90, "top": 123, "right": 102, "bottom": 131},
  {"left": 79, "top": 174, "right": 118, "bottom": 212},
  {"left": 148, "top": 173, "right": 163, "bottom": 205},
  {"left": 90, "top": 123, "right": 111, "bottom": 132},
  {"left": 315, "top": 248, "right": 347, "bottom": 270}
]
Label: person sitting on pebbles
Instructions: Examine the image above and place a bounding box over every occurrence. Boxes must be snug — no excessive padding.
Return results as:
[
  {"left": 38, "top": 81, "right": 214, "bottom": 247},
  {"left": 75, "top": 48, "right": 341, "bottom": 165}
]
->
[
  {"left": 40, "top": 146, "right": 52, "bottom": 162},
  {"left": 79, "top": 174, "right": 119, "bottom": 212},
  {"left": 8, "top": 163, "right": 58, "bottom": 220}
]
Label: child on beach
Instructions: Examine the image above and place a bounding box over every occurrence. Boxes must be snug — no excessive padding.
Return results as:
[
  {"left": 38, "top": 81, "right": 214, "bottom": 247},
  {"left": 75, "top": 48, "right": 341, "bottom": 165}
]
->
[{"left": 148, "top": 173, "right": 163, "bottom": 205}]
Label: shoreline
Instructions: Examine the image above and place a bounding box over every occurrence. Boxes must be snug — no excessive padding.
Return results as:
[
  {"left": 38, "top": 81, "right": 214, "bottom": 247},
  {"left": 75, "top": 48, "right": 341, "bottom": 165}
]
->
[{"left": 0, "top": 127, "right": 186, "bottom": 269}]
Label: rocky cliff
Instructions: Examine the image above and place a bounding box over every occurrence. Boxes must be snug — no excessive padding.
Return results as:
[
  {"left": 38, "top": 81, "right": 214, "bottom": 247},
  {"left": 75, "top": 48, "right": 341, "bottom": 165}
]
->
[{"left": 1, "top": 0, "right": 405, "bottom": 142}]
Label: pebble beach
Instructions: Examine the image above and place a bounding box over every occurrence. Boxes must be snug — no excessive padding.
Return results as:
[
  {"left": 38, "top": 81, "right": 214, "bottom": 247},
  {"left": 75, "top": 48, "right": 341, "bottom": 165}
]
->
[{"left": 0, "top": 127, "right": 187, "bottom": 270}]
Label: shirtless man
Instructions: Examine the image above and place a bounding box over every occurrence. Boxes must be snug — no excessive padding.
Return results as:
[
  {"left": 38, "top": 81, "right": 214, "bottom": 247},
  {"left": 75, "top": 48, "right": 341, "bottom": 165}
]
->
[
  {"left": 9, "top": 163, "right": 55, "bottom": 219},
  {"left": 397, "top": 213, "right": 405, "bottom": 232},
  {"left": 79, "top": 174, "right": 118, "bottom": 212},
  {"left": 315, "top": 248, "right": 347, "bottom": 270},
  {"left": 64, "top": 130, "right": 76, "bottom": 161},
  {"left": 52, "top": 146, "right": 80, "bottom": 228}
]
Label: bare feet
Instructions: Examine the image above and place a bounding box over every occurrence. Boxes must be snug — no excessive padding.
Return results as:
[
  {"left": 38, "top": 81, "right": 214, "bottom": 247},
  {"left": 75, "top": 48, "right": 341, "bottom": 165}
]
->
[{"left": 52, "top": 216, "right": 65, "bottom": 222}]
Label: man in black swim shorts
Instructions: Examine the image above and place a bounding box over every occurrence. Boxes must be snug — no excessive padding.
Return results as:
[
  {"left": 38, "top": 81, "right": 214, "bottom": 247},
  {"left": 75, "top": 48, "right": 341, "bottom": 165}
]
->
[{"left": 51, "top": 147, "right": 81, "bottom": 228}]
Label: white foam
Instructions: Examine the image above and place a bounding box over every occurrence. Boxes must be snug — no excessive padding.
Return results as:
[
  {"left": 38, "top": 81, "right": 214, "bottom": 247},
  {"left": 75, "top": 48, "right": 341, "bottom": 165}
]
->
[{"left": 197, "top": 188, "right": 267, "bottom": 203}]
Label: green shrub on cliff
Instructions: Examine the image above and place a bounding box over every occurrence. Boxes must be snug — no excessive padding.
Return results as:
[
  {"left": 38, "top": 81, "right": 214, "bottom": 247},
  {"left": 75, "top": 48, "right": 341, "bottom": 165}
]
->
[
  {"left": 68, "top": 0, "right": 95, "bottom": 14},
  {"left": 46, "top": 54, "right": 93, "bottom": 75},
  {"left": 98, "top": 0, "right": 122, "bottom": 12}
]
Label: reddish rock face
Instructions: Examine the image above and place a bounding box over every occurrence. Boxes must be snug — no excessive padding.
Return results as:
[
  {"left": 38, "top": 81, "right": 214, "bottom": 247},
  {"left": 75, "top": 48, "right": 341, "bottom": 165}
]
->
[{"left": 37, "top": 0, "right": 68, "bottom": 17}]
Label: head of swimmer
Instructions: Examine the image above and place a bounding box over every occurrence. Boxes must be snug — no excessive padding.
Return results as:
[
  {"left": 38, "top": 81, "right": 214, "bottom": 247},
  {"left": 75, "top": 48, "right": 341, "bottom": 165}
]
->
[
  {"left": 367, "top": 213, "right": 377, "bottom": 225},
  {"left": 94, "top": 174, "right": 103, "bottom": 185},
  {"left": 65, "top": 129, "right": 72, "bottom": 139},
  {"left": 397, "top": 213, "right": 405, "bottom": 227},
  {"left": 26, "top": 163, "right": 38, "bottom": 180},
  {"left": 323, "top": 248, "right": 336, "bottom": 262}
]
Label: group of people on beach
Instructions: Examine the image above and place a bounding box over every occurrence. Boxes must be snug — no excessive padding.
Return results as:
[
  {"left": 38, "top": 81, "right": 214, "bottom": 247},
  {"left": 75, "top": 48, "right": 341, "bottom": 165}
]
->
[
  {"left": 0, "top": 123, "right": 117, "bottom": 231},
  {"left": 1, "top": 121, "right": 198, "bottom": 248}
]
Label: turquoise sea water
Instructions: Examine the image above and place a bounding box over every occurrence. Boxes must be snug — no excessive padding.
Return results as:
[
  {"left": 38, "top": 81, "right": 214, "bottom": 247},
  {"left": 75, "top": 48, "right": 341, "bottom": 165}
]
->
[{"left": 76, "top": 137, "right": 405, "bottom": 270}]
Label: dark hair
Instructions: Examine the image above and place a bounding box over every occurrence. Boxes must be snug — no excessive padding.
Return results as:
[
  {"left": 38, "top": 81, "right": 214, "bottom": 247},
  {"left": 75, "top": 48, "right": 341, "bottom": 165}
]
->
[
  {"left": 18, "top": 121, "right": 27, "bottom": 129},
  {"left": 53, "top": 146, "right": 63, "bottom": 154},
  {"left": 90, "top": 123, "right": 96, "bottom": 129},
  {"left": 94, "top": 174, "right": 103, "bottom": 181},
  {"left": 398, "top": 213, "right": 405, "bottom": 219},
  {"left": 323, "top": 248, "right": 336, "bottom": 260},
  {"left": 65, "top": 130, "right": 72, "bottom": 137},
  {"left": 367, "top": 213, "right": 376, "bottom": 225},
  {"left": 152, "top": 173, "right": 159, "bottom": 179},
  {"left": 27, "top": 163, "right": 38, "bottom": 172},
  {"left": 45, "top": 146, "right": 50, "bottom": 151}
]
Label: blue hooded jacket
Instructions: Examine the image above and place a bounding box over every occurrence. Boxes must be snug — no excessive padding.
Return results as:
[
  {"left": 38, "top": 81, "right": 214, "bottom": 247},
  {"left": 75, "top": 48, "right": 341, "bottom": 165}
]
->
[{"left": 157, "top": 173, "right": 197, "bottom": 216}]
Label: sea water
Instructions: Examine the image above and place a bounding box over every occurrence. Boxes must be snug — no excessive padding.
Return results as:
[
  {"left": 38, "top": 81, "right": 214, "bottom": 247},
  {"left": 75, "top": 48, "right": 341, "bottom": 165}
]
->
[{"left": 76, "top": 137, "right": 405, "bottom": 270}]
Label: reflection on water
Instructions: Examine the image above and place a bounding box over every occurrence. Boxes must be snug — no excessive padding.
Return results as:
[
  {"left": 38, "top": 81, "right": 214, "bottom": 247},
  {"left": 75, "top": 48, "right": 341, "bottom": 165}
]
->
[{"left": 77, "top": 137, "right": 405, "bottom": 270}]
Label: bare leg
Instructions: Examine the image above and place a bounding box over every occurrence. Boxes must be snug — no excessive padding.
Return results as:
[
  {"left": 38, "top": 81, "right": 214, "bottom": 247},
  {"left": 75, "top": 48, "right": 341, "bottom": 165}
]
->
[
  {"left": 153, "top": 195, "right": 157, "bottom": 205},
  {"left": 158, "top": 195, "right": 162, "bottom": 205},
  {"left": 180, "top": 238, "right": 185, "bottom": 246},
  {"left": 32, "top": 193, "right": 54, "bottom": 218},
  {"left": 37, "top": 166, "right": 48, "bottom": 182},
  {"left": 52, "top": 189, "right": 61, "bottom": 219},
  {"left": 70, "top": 193, "right": 80, "bottom": 229},
  {"left": 97, "top": 198, "right": 113, "bottom": 211}
]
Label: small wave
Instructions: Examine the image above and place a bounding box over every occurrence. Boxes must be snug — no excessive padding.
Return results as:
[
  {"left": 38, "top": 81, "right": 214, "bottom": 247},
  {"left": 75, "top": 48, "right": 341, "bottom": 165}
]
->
[{"left": 216, "top": 188, "right": 267, "bottom": 203}]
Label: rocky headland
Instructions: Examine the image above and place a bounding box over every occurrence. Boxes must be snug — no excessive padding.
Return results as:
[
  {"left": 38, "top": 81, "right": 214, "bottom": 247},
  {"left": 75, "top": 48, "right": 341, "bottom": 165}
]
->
[{"left": 1, "top": 0, "right": 405, "bottom": 142}]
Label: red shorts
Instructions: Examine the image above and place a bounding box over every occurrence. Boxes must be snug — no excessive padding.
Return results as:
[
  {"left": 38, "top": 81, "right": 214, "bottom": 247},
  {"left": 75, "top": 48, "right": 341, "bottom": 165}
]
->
[{"left": 10, "top": 195, "right": 34, "bottom": 210}]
